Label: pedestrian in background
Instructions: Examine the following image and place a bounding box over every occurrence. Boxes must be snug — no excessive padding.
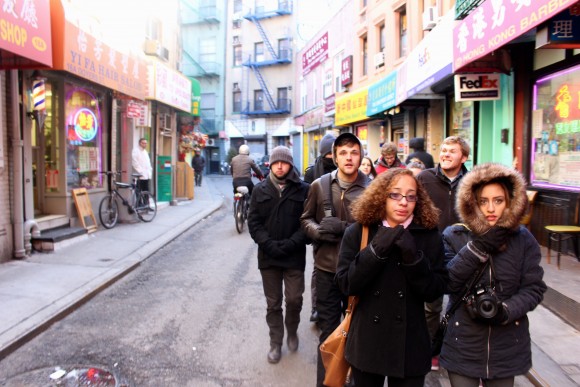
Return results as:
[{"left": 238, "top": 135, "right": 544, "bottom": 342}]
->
[
  {"left": 336, "top": 168, "right": 447, "bottom": 386},
  {"left": 248, "top": 146, "right": 310, "bottom": 364},
  {"left": 417, "top": 135, "right": 471, "bottom": 371},
  {"left": 231, "top": 144, "right": 264, "bottom": 195},
  {"left": 360, "top": 156, "right": 377, "bottom": 180},
  {"left": 407, "top": 159, "right": 426, "bottom": 176},
  {"left": 304, "top": 131, "right": 337, "bottom": 324},
  {"left": 406, "top": 137, "right": 434, "bottom": 169},
  {"left": 191, "top": 149, "right": 206, "bottom": 187},
  {"left": 300, "top": 133, "right": 369, "bottom": 386},
  {"left": 132, "top": 137, "right": 153, "bottom": 193},
  {"left": 375, "top": 142, "right": 405, "bottom": 175},
  {"left": 441, "top": 163, "right": 546, "bottom": 386}
]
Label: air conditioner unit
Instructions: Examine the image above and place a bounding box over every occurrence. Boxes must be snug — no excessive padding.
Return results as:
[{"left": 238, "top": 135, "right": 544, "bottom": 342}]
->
[
  {"left": 374, "top": 51, "right": 385, "bottom": 69},
  {"left": 206, "top": 138, "right": 216, "bottom": 146},
  {"left": 144, "top": 39, "right": 159, "bottom": 55},
  {"left": 422, "top": 7, "right": 439, "bottom": 31}
]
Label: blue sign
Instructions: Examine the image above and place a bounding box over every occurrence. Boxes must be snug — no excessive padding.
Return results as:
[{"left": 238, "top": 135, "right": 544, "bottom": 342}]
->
[{"left": 367, "top": 71, "right": 397, "bottom": 116}]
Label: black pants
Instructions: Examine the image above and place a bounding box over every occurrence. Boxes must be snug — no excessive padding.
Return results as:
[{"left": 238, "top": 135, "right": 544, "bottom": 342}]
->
[
  {"left": 137, "top": 179, "right": 150, "bottom": 193},
  {"left": 233, "top": 177, "right": 254, "bottom": 195},
  {"left": 260, "top": 268, "right": 305, "bottom": 346},
  {"left": 194, "top": 170, "right": 203, "bottom": 186},
  {"left": 351, "top": 367, "right": 425, "bottom": 387},
  {"left": 316, "top": 269, "right": 347, "bottom": 387}
]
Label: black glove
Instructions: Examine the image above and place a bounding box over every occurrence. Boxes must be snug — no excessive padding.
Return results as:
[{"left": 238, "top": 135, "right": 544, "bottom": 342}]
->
[
  {"left": 394, "top": 229, "right": 418, "bottom": 264},
  {"left": 471, "top": 226, "right": 510, "bottom": 255},
  {"left": 369, "top": 225, "right": 405, "bottom": 259},
  {"left": 319, "top": 216, "right": 347, "bottom": 235},
  {"left": 262, "top": 240, "right": 285, "bottom": 258},
  {"left": 278, "top": 239, "right": 296, "bottom": 253}
]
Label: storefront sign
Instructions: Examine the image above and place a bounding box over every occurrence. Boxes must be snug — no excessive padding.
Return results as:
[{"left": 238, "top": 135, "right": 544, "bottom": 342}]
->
[
  {"left": 536, "top": 7, "right": 580, "bottom": 48},
  {"left": 341, "top": 55, "right": 353, "bottom": 86},
  {"left": 324, "top": 94, "right": 335, "bottom": 114},
  {"left": 367, "top": 71, "right": 397, "bottom": 116},
  {"left": 453, "top": 0, "right": 576, "bottom": 72},
  {"left": 0, "top": 0, "right": 52, "bottom": 68},
  {"left": 51, "top": 0, "right": 147, "bottom": 100},
  {"left": 335, "top": 87, "right": 369, "bottom": 126},
  {"left": 190, "top": 77, "right": 201, "bottom": 116},
  {"left": 454, "top": 73, "right": 501, "bottom": 101},
  {"left": 157, "top": 156, "right": 173, "bottom": 202},
  {"left": 148, "top": 62, "right": 192, "bottom": 113},
  {"left": 302, "top": 32, "right": 328, "bottom": 76}
]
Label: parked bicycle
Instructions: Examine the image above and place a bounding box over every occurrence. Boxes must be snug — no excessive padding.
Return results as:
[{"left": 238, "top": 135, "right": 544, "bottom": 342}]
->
[
  {"left": 233, "top": 185, "right": 250, "bottom": 233},
  {"left": 98, "top": 171, "right": 157, "bottom": 229}
]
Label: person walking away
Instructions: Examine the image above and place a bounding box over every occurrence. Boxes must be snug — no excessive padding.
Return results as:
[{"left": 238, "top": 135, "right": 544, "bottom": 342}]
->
[
  {"left": 231, "top": 144, "right": 264, "bottom": 196},
  {"left": 360, "top": 156, "right": 378, "bottom": 180},
  {"left": 304, "top": 132, "right": 337, "bottom": 323},
  {"left": 405, "top": 137, "right": 434, "bottom": 169},
  {"left": 375, "top": 142, "right": 405, "bottom": 175},
  {"left": 441, "top": 163, "right": 546, "bottom": 386},
  {"left": 132, "top": 137, "right": 153, "bottom": 193},
  {"left": 336, "top": 168, "right": 447, "bottom": 386},
  {"left": 416, "top": 135, "right": 471, "bottom": 371},
  {"left": 248, "top": 146, "right": 310, "bottom": 364},
  {"left": 191, "top": 149, "right": 206, "bottom": 187},
  {"left": 407, "top": 160, "right": 426, "bottom": 176},
  {"left": 300, "top": 133, "right": 369, "bottom": 386}
]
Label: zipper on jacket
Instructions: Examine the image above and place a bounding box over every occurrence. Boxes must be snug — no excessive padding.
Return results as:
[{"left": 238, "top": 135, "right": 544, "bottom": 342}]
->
[{"left": 485, "top": 264, "right": 492, "bottom": 379}]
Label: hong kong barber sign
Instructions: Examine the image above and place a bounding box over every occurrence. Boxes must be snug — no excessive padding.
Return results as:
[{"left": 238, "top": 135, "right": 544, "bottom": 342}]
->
[
  {"left": 453, "top": 0, "right": 576, "bottom": 72},
  {"left": 454, "top": 73, "right": 501, "bottom": 101}
]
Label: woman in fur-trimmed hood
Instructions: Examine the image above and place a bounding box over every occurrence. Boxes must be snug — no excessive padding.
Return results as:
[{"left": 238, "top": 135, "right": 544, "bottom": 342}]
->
[
  {"left": 440, "top": 163, "right": 547, "bottom": 386},
  {"left": 335, "top": 168, "right": 448, "bottom": 384}
]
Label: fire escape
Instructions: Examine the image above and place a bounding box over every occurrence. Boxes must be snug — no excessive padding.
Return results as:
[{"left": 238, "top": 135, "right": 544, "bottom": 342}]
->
[{"left": 241, "top": 0, "right": 293, "bottom": 115}]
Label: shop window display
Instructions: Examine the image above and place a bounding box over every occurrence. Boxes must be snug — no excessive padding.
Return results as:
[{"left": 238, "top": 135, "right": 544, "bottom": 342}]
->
[
  {"left": 532, "top": 64, "right": 580, "bottom": 191},
  {"left": 65, "top": 84, "right": 104, "bottom": 191}
]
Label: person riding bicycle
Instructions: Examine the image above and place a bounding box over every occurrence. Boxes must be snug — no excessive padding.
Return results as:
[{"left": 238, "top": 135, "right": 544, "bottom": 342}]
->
[{"left": 231, "top": 144, "right": 264, "bottom": 196}]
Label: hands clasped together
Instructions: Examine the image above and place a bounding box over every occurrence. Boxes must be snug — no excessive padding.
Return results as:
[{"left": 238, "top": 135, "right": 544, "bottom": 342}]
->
[{"left": 369, "top": 225, "right": 418, "bottom": 264}]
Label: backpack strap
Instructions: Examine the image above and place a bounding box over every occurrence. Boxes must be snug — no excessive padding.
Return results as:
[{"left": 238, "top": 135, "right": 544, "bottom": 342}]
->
[{"left": 320, "top": 173, "right": 335, "bottom": 217}]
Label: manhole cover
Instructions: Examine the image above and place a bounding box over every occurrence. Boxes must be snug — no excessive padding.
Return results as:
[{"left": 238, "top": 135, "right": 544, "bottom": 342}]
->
[{"left": 2, "top": 365, "right": 119, "bottom": 386}]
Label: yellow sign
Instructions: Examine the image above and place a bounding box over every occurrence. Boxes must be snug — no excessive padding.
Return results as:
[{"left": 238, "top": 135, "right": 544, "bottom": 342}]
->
[{"left": 335, "top": 87, "right": 369, "bottom": 126}]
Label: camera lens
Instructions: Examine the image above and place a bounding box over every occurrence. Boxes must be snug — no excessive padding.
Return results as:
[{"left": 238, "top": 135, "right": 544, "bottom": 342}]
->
[{"left": 478, "top": 298, "right": 497, "bottom": 319}]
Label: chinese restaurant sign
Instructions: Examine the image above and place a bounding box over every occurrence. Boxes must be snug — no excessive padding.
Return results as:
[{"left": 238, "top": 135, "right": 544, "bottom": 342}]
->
[
  {"left": 51, "top": 0, "right": 147, "bottom": 101},
  {"left": 453, "top": 0, "right": 576, "bottom": 72},
  {"left": 0, "top": 0, "right": 52, "bottom": 67},
  {"left": 335, "top": 87, "right": 369, "bottom": 126},
  {"left": 302, "top": 32, "right": 328, "bottom": 76}
]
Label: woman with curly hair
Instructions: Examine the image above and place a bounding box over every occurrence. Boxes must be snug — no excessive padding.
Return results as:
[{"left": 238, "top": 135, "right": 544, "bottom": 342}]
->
[{"left": 335, "top": 168, "right": 448, "bottom": 387}]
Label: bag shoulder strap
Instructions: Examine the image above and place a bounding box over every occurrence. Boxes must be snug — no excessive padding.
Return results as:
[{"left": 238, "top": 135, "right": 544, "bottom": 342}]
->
[
  {"left": 321, "top": 173, "right": 335, "bottom": 217},
  {"left": 444, "top": 260, "right": 490, "bottom": 319},
  {"left": 346, "top": 225, "right": 369, "bottom": 314}
]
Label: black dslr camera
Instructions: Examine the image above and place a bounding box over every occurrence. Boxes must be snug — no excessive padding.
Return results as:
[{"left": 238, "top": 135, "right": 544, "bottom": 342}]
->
[{"left": 465, "top": 283, "right": 500, "bottom": 320}]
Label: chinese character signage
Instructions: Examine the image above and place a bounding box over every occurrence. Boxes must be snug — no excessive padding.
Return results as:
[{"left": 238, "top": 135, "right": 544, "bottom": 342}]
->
[
  {"left": 149, "top": 62, "right": 192, "bottom": 113},
  {"left": 536, "top": 7, "right": 580, "bottom": 48},
  {"left": 453, "top": 0, "right": 575, "bottom": 72},
  {"left": 341, "top": 55, "right": 353, "bottom": 87},
  {"left": 302, "top": 32, "right": 328, "bottom": 76},
  {"left": 335, "top": 88, "right": 369, "bottom": 126},
  {"left": 0, "top": 0, "right": 52, "bottom": 68},
  {"left": 367, "top": 71, "right": 397, "bottom": 116}
]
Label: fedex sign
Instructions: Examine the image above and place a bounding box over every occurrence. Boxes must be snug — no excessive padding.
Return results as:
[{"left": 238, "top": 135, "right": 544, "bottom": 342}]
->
[{"left": 454, "top": 73, "right": 501, "bottom": 102}]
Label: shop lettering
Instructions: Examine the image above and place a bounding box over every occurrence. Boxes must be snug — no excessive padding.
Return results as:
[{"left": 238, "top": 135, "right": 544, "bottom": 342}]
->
[
  {"left": 461, "top": 43, "right": 486, "bottom": 62},
  {"left": 98, "top": 65, "right": 119, "bottom": 81},
  {"left": 459, "top": 75, "right": 498, "bottom": 89},
  {"left": 520, "top": 0, "right": 571, "bottom": 31},
  {"left": 0, "top": 19, "right": 27, "bottom": 47},
  {"left": 488, "top": 24, "right": 516, "bottom": 48}
]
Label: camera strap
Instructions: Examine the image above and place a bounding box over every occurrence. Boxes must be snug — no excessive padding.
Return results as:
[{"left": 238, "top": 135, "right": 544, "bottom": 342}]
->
[{"left": 441, "top": 260, "right": 491, "bottom": 324}]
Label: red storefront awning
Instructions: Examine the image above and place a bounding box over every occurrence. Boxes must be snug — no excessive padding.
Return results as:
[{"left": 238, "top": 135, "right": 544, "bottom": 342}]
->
[
  {"left": 0, "top": 0, "right": 53, "bottom": 69},
  {"left": 453, "top": 0, "right": 578, "bottom": 72},
  {"left": 50, "top": 0, "right": 148, "bottom": 101}
]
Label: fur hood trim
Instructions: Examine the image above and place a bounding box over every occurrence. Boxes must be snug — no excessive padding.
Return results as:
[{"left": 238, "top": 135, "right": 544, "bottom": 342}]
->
[{"left": 456, "top": 163, "right": 528, "bottom": 235}]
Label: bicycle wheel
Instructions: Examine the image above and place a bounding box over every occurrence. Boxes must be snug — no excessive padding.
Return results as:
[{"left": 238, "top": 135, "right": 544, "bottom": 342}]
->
[
  {"left": 98, "top": 194, "right": 119, "bottom": 229},
  {"left": 235, "top": 197, "right": 244, "bottom": 233},
  {"left": 136, "top": 191, "right": 157, "bottom": 222}
]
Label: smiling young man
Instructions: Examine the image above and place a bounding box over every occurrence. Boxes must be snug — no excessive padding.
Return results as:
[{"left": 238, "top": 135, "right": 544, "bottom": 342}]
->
[
  {"left": 300, "top": 132, "right": 369, "bottom": 386},
  {"left": 417, "top": 135, "right": 471, "bottom": 371}
]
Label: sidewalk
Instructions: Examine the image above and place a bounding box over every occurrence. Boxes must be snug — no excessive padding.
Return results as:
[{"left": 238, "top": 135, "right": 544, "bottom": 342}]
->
[
  {"left": 0, "top": 178, "right": 224, "bottom": 360},
  {"left": 1, "top": 176, "right": 580, "bottom": 386}
]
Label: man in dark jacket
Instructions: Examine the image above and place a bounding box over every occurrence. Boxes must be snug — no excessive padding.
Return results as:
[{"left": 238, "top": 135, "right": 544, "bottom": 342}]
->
[
  {"left": 303, "top": 131, "right": 337, "bottom": 323},
  {"left": 405, "top": 137, "right": 434, "bottom": 169},
  {"left": 191, "top": 149, "right": 206, "bottom": 187},
  {"left": 300, "top": 133, "right": 369, "bottom": 386},
  {"left": 248, "top": 146, "right": 310, "bottom": 365},
  {"left": 417, "top": 135, "right": 470, "bottom": 371}
]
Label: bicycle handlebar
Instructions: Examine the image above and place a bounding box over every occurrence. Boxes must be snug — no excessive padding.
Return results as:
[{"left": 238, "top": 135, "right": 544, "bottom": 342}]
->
[{"left": 99, "top": 170, "right": 125, "bottom": 176}]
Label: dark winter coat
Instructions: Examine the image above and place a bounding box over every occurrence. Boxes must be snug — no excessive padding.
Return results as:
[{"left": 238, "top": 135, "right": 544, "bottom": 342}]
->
[
  {"left": 440, "top": 163, "right": 547, "bottom": 380},
  {"left": 405, "top": 138, "right": 434, "bottom": 168},
  {"left": 374, "top": 156, "right": 405, "bottom": 175},
  {"left": 417, "top": 164, "right": 469, "bottom": 232},
  {"left": 248, "top": 169, "right": 310, "bottom": 271},
  {"left": 335, "top": 221, "right": 447, "bottom": 378},
  {"left": 191, "top": 155, "right": 205, "bottom": 172},
  {"left": 300, "top": 170, "right": 369, "bottom": 273},
  {"left": 303, "top": 156, "right": 336, "bottom": 183}
]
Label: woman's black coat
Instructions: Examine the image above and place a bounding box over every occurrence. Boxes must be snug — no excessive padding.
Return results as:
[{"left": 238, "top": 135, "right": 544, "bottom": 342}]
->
[{"left": 335, "top": 222, "right": 447, "bottom": 378}]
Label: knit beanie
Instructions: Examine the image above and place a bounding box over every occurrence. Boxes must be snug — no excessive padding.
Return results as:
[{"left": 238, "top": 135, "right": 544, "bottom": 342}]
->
[
  {"left": 319, "top": 133, "right": 336, "bottom": 156},
  {"left": 269, "top": 146, "right": 294, "bottom": 167}
]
